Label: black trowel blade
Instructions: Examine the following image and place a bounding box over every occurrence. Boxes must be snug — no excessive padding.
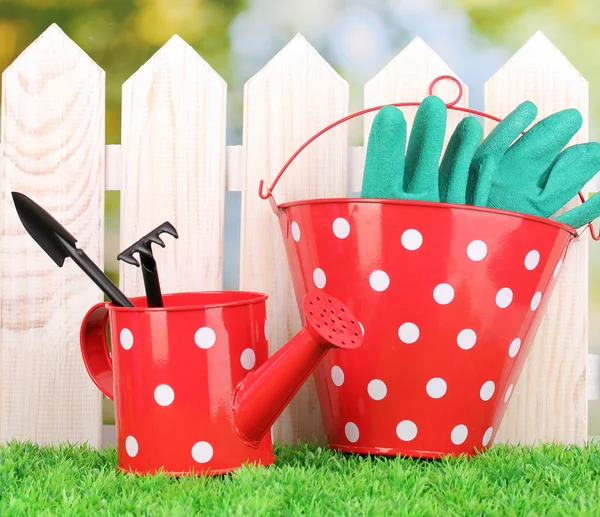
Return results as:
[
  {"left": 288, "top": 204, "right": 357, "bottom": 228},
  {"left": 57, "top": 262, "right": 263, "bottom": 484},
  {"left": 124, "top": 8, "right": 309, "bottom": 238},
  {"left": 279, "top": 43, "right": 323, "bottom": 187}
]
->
[{"left": 11, "top": 191, "right": 78, "bottom": 267}]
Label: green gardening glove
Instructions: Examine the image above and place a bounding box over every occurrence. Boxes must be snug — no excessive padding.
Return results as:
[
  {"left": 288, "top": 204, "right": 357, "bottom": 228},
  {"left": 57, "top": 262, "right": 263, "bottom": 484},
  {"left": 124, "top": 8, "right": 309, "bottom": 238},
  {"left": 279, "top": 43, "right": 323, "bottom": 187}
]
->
[
  {"left": 361, "top": 96, "right": 447, "bottom": 201},
  {"left": 465, "top": 100, "right": 538, "bottom": 207},
  {"left": 466, "top": 102, "right": 600, "bottom": 220},
  {"left": 556, "top": 191, "right": 600, "bottom": 228},
  {"left": 438, "top": 116, "right": 482, "bottom": 204}
]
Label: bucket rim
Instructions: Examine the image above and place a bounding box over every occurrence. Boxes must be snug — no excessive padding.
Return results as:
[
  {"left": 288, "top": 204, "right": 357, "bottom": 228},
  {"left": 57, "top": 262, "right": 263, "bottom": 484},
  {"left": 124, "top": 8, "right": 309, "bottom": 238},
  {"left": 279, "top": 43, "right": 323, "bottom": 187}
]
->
[
  {"left": 106, "top": 291, "right": 269, "bottom": 312},
  {"left": 275, "top": 197, "right": 579, "bottom": 237}
]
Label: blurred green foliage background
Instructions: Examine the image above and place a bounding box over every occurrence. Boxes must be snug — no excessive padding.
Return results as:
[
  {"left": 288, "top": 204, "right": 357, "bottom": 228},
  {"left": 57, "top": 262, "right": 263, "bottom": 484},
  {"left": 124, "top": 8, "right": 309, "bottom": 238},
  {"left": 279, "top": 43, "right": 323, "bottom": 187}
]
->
[{"left": 1, "top": 0, "right": 600, "bottom": 430}]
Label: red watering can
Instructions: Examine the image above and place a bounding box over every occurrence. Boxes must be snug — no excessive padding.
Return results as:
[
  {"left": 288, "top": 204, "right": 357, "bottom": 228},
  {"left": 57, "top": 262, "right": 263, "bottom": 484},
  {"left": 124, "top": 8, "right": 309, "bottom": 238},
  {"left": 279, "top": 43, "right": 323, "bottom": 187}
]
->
[
  {"left": 258, "top": 76, "right": 596, "bottom": 458},
  {"left": 80, "top": 290, "right": 362, "bottom": 475}
]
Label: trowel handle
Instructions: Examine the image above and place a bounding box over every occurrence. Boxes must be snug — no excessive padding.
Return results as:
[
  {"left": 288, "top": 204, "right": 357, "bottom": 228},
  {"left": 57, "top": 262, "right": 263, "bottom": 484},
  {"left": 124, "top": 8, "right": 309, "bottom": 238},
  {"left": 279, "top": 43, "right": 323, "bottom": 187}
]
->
[{"left": 80, "top": 303, "right": 114, "bottom": 399}]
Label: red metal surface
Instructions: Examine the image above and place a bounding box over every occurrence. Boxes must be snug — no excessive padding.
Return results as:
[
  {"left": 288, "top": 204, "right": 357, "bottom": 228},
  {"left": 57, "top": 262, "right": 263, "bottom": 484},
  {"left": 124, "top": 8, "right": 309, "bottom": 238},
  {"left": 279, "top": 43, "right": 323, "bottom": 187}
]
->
[
  {"left": 259, "top": 75, "right": 596, "bottom": 240},
  {"left": 80, "top": 290, "right": 362, "bottom": 475},
  {"left": 234, "top": 293, "right": 361, "bottom": 444},
  {"left": 275, "top": 198, "right": 575, "bottom": 457}
]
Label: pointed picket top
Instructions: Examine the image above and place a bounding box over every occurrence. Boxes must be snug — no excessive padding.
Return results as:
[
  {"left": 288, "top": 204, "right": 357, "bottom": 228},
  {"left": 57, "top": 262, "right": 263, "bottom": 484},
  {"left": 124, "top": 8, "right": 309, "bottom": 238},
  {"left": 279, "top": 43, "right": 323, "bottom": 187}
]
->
[
  {"left": 120, "top": 33, "right": 227, "bottom": 298},
  {"left": 1, "top": 23, "right": 105, "bottom": 445},
  {"left": 490, "top": 31, "right": 586, "bottom": 86},
  {"left": 122, "top": 34, "right": 226, "bottom": 92},
  {"left": 247, "top": 32, "right": 347, "bottom": 91},
  {"left": 483, "top": 30, "right": 588, "bottom": 139},
  {"left": 2, "top": 23, "right": 102, "bottom": 77},
  {"left": 488, "top": 31, "right": 589, "bottom": 447},
  {"left": 364, "top": 36, "right": 469, "bottom": 149},
  {"left": 240, "top": 33, "right": 349, "bottom": 444}
]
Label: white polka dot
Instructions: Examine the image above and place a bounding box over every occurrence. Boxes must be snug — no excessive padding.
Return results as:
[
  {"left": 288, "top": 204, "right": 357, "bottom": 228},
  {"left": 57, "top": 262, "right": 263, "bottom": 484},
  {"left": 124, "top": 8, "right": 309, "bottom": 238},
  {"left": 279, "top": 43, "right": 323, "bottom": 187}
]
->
[
  {"left": 480, "top": 381, "right": 495, "bottom": 401},
  {"left": 504, "top": 384, "right": 514, "bottom": 403},
  {"left": 495, "top": 288, "right": 513, "bottom": 309},
  {"left": 154, "top": 384, "right": 175, "bottom": 406},
  {"left": 467, "top": 240, "right": 488, "bottom": 261},
  {"left": 396, "top": 420, "right": 418, "bottom": 441},
  {"left": 241, "top": 348, "right": 256, "bottom": 370},
  {"left": 433, "top": 283, "right": 454, "bottom": 305},
  {"left": 120, "top": 328, "right": 133, "bottom": 350},
  {"left": 125, "top": 436, "right": 138, "bottom": 457},
  {"left": 194, "top": 327, "right": 216, "bottom": 349},
  {"left": 525, "top": 250, "right": 540, "bottom": 270},
  {"left": 508, "top": 338, "right": 521, "bottom": 358},
  {"left": 369, "top": 270, "right": 390, "bottom": 292},
  {"left": 553, "top": 259, "right": 563, "bottom": 279},
  {"left": 451, "top": 424, "right": 468, "bottom": 445},
  {"left": 457, "top": 329, "right": 477, "bottom": 350},
  {"left": 344, "top": 422, "right": 359, "bottom": 443},
  {"left": 482, "top": 427, "right": 493, "bottom": 447},
  {"left": 530, "top": 291, "right": 542, "bottom": 311},
  {"left": 313, "top": 268, "right": 326, "bottom": 289},
  {"left": 401, "top": 229, "right": 423, "bottom": 251},
  {"left": 332, "top": 218, "right": 350, "bottom": 239},
  {"left": 359, "top": 322, "right": 364, "bottom": 335},
  {"left": 426, "top": 377, "right": 447, "bottom": 399},
  {"left": 191, "top": 441, "right": 213, "bottom": 463},
  {"left": 331, "top": 366, "right": 344, "bottom": 386},
  {"left": 398, "top": 322, "right": 419, "bottom": 344},
  {"left": 367, "top": 379, "right": 387, "bottom": 400},
  {"left": 291, "top": 222, "right": 301, "bottom": 242}
]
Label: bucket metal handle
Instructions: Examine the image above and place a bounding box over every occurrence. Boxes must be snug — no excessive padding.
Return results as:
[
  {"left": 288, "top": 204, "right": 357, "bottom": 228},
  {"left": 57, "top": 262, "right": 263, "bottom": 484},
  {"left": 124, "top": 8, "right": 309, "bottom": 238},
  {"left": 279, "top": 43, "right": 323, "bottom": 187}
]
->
[{"left": 258, "top": 75, "right": 599, "bottom": 241}]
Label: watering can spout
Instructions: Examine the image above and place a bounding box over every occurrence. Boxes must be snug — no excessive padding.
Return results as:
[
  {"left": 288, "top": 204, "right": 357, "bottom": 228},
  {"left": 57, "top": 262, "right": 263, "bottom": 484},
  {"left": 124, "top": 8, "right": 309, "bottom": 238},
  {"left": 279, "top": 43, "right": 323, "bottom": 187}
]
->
[{"left": 233, "top": 292, "right": 362, "bottom": 445}]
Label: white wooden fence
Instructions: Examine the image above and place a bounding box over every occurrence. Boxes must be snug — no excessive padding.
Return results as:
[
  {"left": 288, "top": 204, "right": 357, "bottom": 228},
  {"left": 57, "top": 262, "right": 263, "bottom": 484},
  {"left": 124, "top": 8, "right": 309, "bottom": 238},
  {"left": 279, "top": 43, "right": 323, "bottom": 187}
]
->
[{"left": 1, "top": 23, "right": 599, "bottom": 448}]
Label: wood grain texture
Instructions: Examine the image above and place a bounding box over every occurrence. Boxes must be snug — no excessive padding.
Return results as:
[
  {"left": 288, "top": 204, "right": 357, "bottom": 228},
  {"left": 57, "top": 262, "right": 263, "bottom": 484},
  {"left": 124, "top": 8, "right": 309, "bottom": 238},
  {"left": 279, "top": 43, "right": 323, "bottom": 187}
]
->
[
  {"left": 0, "top": 24, "right": 105, "bottom": 445},
  {"left": 490, "top": 32, "right": 589, "bottom": 445},
  {"left": 363, "top": 37, "right": 469, "bottom": 154},
  {"left": 240, "top": 33, "right": 349, "bottom": 444},
  {"left": 120, "top": 35, "right": 226, "bottom": 297}
]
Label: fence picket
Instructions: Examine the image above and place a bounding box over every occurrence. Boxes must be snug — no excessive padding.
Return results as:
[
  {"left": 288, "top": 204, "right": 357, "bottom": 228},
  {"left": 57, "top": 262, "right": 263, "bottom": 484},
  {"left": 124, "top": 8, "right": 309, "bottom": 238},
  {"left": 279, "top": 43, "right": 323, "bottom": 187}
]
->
[
  {"left": 120, "top": 35, "right": 226, "bottom": 297},
  {"left": 239, "top": 33, "right": 349, "bottom": 444},
  {"left": 0, "top": 24, "right": 105, "bottom": 445},
  {"left": 0, "top": 23, "right": 598, "bottom": 449},
  {"left": 489, "top": 32, "right": 589, "bottom": 445}
]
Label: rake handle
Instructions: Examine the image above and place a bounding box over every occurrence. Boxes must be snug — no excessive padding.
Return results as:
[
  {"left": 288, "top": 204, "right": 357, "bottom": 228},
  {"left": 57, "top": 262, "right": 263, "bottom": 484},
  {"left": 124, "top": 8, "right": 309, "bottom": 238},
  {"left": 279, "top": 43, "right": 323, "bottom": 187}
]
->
[{"left": 140, "top": 255, "right": 163, "bottom": 308}]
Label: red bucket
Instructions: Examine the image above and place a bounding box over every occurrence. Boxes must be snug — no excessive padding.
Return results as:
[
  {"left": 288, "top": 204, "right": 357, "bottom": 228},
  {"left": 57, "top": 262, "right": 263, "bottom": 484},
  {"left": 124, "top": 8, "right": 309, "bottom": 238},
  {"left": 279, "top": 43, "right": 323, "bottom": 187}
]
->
[{"left": 259, "top": 77, "right": 594, "bottom": 457}]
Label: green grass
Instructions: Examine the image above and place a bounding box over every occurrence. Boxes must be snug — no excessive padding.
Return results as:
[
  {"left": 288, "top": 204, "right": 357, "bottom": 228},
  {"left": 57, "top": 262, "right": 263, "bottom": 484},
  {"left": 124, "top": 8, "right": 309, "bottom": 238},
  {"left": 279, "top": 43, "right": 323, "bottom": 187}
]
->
[{"left": 1, "top": 441, "right": 600, "bottom": 516}]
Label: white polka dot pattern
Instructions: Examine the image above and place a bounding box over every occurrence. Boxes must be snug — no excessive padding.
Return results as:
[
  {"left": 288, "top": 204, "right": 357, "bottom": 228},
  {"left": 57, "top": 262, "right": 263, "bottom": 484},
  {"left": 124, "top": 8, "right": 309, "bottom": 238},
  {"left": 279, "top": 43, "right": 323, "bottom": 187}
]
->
[
  {"left": 467, "top": 240, "right": 487, "bottom": 261},
  {"left": 345, "top": 422, "right": 359, "bottom": 442},
  {"left": 333, "top": 218, "right": 350, "bottom": 239},
  {"left": 291, "top": 222, "right": 301, "bottom": 242},
  {"left": 331, "top": 366, "right": 344, "bottom": 386},
  {"left": 120, "top": 328, "right": 134, "bottom": 350},
  {"left": 126, "top": 210, "right": 564, "bottom": 459},
  {"left": 451, "top": 424, "right": 468, "bottom": 445},
  {"left": 192, "top": 441, "right": 213, "bottom": 463},
  {"left": 154, "top": 384, "right": 175, "bottom": 406},
  {"left": 401, "top": 229, "right": 423, "bottom": 250},
  {"left": 369, "top": 270, "right": 390, "bottom": 292},
  {"left": 433, "top": 284, "right": 454, "bottom": 305},
  {"left": 396, "top": 420, "right": 418, "bottom": 441},
  {"left": 125, "top": 436, "right": 138, "bottom": 457},
  {"left": 367, "top": 379, "right": 387, "bottom": 400},
  {"left": 398, "top": 322, "right": 419, "bottom": 344},
  {"left": 313, "top": 268, "right": 326, "bottom": 289}
]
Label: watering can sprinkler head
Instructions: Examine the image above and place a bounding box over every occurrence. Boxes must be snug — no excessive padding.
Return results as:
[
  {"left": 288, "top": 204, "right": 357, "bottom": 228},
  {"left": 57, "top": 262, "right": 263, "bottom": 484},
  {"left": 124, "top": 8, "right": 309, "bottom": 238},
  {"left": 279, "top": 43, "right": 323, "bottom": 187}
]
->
[{"left": 232, "top": 291, "right": 362, "bottom": 445}]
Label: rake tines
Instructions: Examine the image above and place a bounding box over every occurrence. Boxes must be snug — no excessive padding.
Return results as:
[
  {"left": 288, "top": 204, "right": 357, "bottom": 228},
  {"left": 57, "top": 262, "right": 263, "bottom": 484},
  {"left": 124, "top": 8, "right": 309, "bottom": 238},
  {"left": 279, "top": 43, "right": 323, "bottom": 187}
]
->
[{"left": 117, "top": 221, "right": 179, "bottom": 307}]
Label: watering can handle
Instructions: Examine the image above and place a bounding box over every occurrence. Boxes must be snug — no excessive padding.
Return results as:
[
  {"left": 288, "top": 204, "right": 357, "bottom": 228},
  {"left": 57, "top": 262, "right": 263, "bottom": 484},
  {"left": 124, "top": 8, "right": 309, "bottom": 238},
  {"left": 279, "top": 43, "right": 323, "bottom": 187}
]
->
[
  {"left": 79, "top": 302, "right": 114, "bottom": 399},
  {"left": 258, "top": 74, "right": 598, "bottom": 240}
]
